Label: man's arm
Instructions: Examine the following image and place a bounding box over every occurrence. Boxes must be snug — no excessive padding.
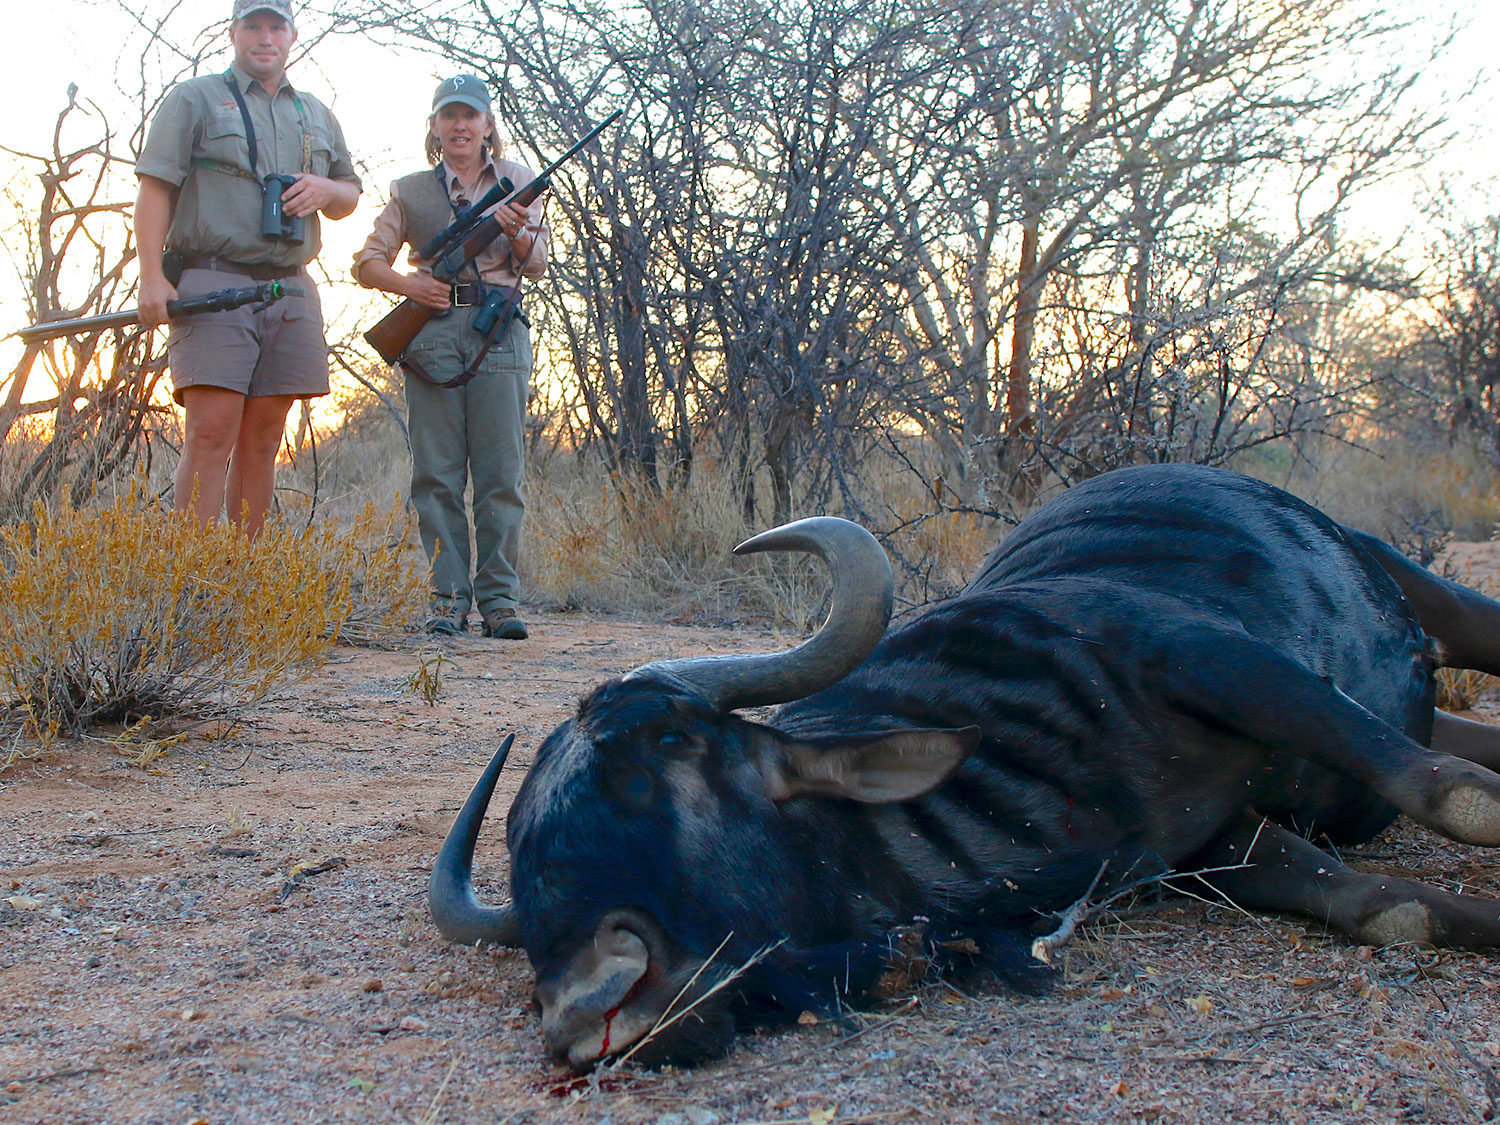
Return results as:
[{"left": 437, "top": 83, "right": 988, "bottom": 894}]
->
[{"left": 135, "top": 174, "right": 179, "bottom": 327}]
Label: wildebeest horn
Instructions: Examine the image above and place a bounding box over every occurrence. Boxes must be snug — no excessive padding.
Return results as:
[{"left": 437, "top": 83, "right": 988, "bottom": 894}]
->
[
  {"left": 629, "top": 516, "right": 894, "bottom": 711},
  {"left": 428, "top": 734, "right": 523, "bottom": 948}
]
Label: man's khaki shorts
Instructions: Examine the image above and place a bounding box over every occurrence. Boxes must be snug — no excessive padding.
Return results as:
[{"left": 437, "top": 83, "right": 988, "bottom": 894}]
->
[{"left": 166, "top": 267, "right": 330, "bottom": 404}]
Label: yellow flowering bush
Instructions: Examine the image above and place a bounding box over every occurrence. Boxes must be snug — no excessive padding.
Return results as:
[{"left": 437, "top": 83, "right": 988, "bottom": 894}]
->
[{"left": 0, "top": 489, "right": 425, "bottom": 748}]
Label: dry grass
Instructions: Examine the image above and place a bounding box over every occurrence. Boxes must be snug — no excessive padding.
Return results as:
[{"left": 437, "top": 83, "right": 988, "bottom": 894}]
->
[
  {"left": 322, "top": 499, "right": 430, "bottom": 647},
  {"left": 0, "top": 486, "right": 426, "bottom": 761},
  {"left": 290, "top": 402, "right": 1500, "bottom": 637},
  {"left": 521, "top": 465, "right": 836, "bottom": 629},
  {"left": 1286, "top": 430, "right": 1500, "bottom": 550}
]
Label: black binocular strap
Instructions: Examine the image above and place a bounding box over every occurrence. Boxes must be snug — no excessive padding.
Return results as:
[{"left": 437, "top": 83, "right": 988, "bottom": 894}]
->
[{"left": 222, "top": 71, "right": 312, "bottom": 180}]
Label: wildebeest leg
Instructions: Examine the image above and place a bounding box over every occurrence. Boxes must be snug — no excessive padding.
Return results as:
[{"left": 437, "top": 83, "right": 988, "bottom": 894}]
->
[
  {"left": 1432, "top": 710, "right": 1500, "bottom": 772},
  {"left": 1191, "top": 816, "right": 1500, "bottom": 948},
  {"left": 1162, "top": 629, "right": 1500, "bottom": 845},
  {"left": 1345, "top": 528, "right": 1500, "bottom": 675}
]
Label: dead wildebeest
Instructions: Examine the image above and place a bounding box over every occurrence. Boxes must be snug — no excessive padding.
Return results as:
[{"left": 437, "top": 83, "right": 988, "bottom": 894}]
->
[{"left": 429, "top": 463, "right": 1500, "bottom": 1070}]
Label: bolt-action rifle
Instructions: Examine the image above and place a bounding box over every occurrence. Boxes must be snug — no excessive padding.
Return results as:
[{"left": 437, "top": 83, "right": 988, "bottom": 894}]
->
[
  {"left": 17, "top": 282, "right": 297, "bottom": 344},
  {"left": 363, "top": 110, "right": 622, "bottom": 366}
]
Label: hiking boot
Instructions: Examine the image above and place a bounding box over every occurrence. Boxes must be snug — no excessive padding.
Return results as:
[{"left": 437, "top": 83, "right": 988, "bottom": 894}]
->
[
  {"left": 481, "top": 608, "right": 528, "bottom": 640},
  {"left": 425, "top": 608, "right": 468, "bottom": 636}
]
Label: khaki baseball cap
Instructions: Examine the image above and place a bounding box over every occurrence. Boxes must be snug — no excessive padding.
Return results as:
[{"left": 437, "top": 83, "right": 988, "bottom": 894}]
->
[
  {"left": 232, "top": 0, "right": 295, "bottom": 21},
  {"left": 432, "top": 74, "right": 491, "bottom": 113}
]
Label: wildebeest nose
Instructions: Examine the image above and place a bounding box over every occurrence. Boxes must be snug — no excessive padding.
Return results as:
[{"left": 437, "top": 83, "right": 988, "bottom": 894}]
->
[{"left": 536, "top": 911, "right": 656, "bottom": 1063}]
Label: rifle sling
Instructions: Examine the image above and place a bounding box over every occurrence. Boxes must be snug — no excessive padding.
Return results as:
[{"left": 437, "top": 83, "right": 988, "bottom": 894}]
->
[{"left": 400, "top": 289, "right": 524, "bottom": 390}]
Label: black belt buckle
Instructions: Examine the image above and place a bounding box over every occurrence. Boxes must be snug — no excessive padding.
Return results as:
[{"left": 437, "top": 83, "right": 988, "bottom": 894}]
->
[{"left": 451, "top": 284, "right": 483, "bottom": 308}]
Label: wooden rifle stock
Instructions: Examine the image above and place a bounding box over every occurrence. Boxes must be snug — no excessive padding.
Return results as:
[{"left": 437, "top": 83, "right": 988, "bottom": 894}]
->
[
  {"left": 364, "top": 211, "right": 506, "bottom": 365},
  {"left": 363, "top": 109, "right": 622, "bottom": 366}
]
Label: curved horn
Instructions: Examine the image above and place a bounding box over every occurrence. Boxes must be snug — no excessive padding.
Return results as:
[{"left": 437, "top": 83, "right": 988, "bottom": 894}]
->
[
  {"left": 428, "top": 734, "right": 523, "bottom": 947},
  {"left": 628, "top": 516, "right": 893, "bottom": 711}
]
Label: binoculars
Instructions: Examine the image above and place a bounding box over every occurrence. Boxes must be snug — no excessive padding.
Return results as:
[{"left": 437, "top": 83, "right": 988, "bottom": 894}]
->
[
  {"left": 260, "top": 173, "right": 305, "bottom": 245},
  {"left": 471, "top": 288, "right": 515, "bottom": 337}
]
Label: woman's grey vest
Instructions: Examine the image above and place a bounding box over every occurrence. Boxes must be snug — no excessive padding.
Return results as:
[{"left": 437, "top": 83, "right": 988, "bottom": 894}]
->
[{"left": 393, "top": 168, "right": 462, "bottom": 265}]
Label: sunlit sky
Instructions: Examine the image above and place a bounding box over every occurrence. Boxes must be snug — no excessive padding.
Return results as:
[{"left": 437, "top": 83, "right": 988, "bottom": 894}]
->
[{"left": 1, "top": 0, "right": 1497, "bottom": 401}]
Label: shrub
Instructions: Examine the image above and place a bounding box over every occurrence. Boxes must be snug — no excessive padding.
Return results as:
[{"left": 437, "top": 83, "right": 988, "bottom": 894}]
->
[
  {"left": 333, "top": 500, "right": 431, "bottom": 647},
  {"left": 0, "top": 489, "right": 425, "bottom": 757}
]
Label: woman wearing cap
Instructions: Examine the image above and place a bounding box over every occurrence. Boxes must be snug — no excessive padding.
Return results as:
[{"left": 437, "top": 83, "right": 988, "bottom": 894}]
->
[{"left": 354, "top": 75, "right": 547, "bottom": 639}]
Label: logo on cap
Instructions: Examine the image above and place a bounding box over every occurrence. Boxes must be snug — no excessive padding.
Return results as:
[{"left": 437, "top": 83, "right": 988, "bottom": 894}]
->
[{"left": 432, "top": 74, "right": 492, "bottom": 113}]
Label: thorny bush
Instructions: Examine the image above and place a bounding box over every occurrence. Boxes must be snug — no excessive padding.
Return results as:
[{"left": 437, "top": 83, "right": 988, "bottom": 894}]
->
[{"left": 0, "top": 488, "right": 425, "bottom": 760}]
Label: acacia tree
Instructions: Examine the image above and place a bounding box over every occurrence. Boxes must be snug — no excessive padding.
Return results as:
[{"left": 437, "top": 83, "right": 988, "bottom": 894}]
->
[
  {"left": 1414, "top": 216, "right": 1500, "bottom": 468},
  {"left": 322, "top": 0, "right": 1451, "bottom": 528},
  {"left": 326, "top": 0, "right": 1013, "bottom": 519},
  {"left": 875, "top": 0, "right": 1446, "bottom": 498}
]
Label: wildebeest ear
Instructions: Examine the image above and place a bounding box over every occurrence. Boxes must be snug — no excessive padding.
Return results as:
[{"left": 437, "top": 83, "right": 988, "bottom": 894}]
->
[{"left": 761, "top": 726, "right": 980, "bottom": 804}]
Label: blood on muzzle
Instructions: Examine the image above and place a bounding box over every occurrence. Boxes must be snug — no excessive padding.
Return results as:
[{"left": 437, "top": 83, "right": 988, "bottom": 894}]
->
[{"left": 535, "top": 912, "right": 657, "bottom": 1066}]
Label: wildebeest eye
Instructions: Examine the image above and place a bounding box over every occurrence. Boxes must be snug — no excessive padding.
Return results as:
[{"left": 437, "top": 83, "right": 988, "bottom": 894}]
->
[{"left": 659, "top": 730, "right": 685, "bottom": 749}]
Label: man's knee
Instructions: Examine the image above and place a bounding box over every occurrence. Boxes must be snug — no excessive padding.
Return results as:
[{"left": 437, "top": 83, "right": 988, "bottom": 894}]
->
[{"left": 180, "top": 388, "right": 246, "bottom": 455}]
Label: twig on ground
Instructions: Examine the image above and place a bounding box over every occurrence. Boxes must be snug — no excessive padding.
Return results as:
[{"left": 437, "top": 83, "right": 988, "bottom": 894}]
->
[
  {"left": 1031, "top": 823, "right": 1269, "bottom": 963},
  {"left": 417, "top": 1056, "right": 462, "bottom": 1125},
  {"left": 7, "top": 1065, "right": 106, "bottom": 1086},
  {"left": 1032, "top": 860, "right": 1111, "bottom": 964},
  {"left": 677, "top": 998, "right": 922, "bottom": 1090},
  {"left": 276, "top": 856, "right": 348, "bottom": 902},
  {"left": 1140, "top": 1052, "right": 1262, "bottom": 1064}
]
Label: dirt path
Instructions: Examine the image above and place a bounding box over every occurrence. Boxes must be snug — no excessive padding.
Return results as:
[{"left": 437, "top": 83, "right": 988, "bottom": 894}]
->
[{"left": 3, "top": 608, "right": 1500, "bottom": 1125}]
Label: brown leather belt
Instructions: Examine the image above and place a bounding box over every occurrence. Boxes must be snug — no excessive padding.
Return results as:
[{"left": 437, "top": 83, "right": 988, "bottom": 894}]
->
[
  {"left": 183, "top": 256, "right": 304, "bottom": 280},
  {"left": 451, "top": 283, "right": 483, "bottom": 307}
]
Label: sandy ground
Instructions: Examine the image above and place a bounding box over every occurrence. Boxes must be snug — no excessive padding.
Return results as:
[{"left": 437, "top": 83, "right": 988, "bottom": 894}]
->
[{"left": 4, "top": 594, "right": 1500, "bottom": 1124}]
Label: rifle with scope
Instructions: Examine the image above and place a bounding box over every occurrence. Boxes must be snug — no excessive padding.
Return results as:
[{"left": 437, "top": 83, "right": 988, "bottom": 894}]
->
[
  {"left": 363, "top": 110, "right": 622, "bottom": 366},
  {"left": 17, "top": 282, "right": 297, "bottom": 344}
]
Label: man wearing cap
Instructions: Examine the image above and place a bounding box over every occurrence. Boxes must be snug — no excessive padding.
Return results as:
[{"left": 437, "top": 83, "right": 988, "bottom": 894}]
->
[
  {"left": 135, "top": 0, "right": 361, "bottom": 537},
  {"left": 354, "top": 75, "right": 548, "bottom": 639}
]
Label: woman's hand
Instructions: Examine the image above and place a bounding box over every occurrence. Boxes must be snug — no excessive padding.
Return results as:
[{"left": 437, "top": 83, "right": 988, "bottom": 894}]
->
[
  {"left": 354, "top": 258, "right": 452, "bottom": 309},
  {"left": 496, "top": 200, "right": 538, "bottom": 260},
  {"left": 403, "top": 273, "right": 455, "bottom": 310},
  {"left": 496, "top": 201, "right": 530, "bottom": 239}
]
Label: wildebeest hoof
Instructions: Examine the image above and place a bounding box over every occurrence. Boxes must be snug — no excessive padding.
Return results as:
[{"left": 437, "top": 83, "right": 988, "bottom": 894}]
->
[
  {"left": 1358, "top": 901, "right": 1432, "bottom": 947},
  {"left": 1432, "top": 782, "right": 1500, "bottom": 847}
]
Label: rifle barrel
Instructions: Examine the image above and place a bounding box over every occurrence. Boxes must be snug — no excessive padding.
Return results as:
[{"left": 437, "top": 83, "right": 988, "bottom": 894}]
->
[
  {"left": 17, "top": 283, "right": 290, "bottom": 344},
  {"left": 533, "top": 110, "right": 622, "bottom": 182},
  {"left": 18, "top": 310, "right": 140, "bottom": 344}
]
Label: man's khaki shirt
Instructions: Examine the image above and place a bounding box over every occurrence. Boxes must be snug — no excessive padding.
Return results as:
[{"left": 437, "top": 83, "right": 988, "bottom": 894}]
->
[
  {"left": 136, "top": 65, "right": 360, "bottom": 268},
  {"left": 353, "top": 157, "right": 550, "bottom": 289}
]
